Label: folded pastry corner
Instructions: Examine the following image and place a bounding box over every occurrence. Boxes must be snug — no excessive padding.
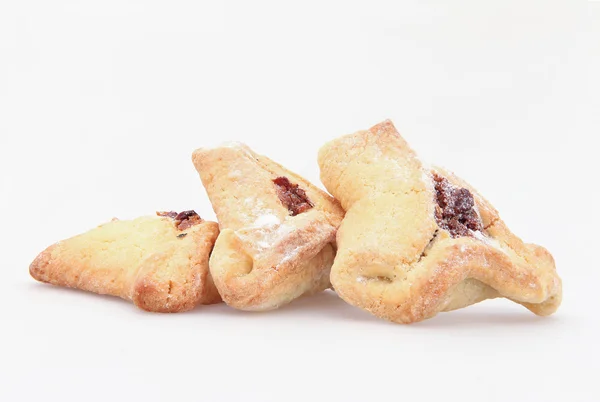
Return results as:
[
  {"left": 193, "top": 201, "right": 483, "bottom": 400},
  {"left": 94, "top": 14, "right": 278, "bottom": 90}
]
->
[
  {"left": 29, "top": 211, "right": 221, "bottom": 312},
  {"left": 192, "top": 143, "right": 344, "bottom": 311},
  {"left": 318, "top": 120, "right": 562, "bottom": 323}
]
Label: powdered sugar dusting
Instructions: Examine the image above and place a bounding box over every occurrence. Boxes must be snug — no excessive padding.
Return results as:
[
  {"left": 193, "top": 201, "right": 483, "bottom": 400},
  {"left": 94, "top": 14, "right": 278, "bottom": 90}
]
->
[
  {"left": 421, "top": 169, "right": 432, "bottom": 187},
  {"left": 239, "top": 222, "right": 294, "bottom": 253},
  {"left": 278, "top": 244, "right": 302, "bottom": 266},
  {"left": 472, "top": 230, "right": 506, "bottom": 253},
  {"left": 252, "top": 214, "right": 280, "bottom": 228},
  {"left": 228, "top": 169, "right": 242, "bottom": 179},
  {"left": 243, "top": 197, "right": 279, "bottom": 220}
]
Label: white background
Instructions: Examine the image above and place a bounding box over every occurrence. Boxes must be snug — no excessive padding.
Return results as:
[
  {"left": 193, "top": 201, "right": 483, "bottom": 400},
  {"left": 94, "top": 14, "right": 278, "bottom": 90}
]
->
[{"left": 1, "top": 1, "right": 599, "bottom": 401}]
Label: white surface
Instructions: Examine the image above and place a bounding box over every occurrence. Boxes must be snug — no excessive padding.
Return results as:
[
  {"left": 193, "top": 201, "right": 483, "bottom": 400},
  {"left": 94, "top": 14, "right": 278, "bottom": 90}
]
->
[{"left": 1, "top": 1, "right": 599, "bottom": 401}]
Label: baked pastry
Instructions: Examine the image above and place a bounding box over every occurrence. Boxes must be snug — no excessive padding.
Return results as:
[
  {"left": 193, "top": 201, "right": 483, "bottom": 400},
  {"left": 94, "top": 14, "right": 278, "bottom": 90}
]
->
[
  {"left": 318, "top": 120, "right": 562, "bottom": 323},
  {"left": 29, "top": 211, "right": 221, "bottom": 312},
  {"left": 192, "top": 143, "right": 344, "bottom": 311}
]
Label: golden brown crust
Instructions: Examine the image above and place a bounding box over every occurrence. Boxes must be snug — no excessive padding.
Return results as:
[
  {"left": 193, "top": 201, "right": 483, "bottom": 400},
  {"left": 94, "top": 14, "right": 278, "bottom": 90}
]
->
[
  {"left": 318, "top": 120, "right": 562, "bottom": 323},
  {"left": 29, "top": 215, "right": 221, "bottom": 313},
  {"left": 192, "top": 143, "right": 344, "bottom": 311}
]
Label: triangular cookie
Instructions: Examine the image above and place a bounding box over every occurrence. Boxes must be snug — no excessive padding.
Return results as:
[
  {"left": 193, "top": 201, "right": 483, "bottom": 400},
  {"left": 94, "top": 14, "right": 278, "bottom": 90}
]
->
[
  {"left": 318, "top": 120, "right": 561, "bottom": 323},
  {"left": 30, "top": 211, "right": 220, "bottom": 312},
  {"left": 193, "top": 143, "right": 344, "bottom": 310}
]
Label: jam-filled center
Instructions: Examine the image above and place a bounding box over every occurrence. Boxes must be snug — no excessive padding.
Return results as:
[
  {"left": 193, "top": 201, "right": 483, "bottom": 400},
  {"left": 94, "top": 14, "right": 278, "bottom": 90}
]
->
[
  {"left": 157, "top": 210, "right": 203, "bottom": 231},
  {"left": 273, "top": 176, "right": 314, "bottom": 216},
  {"left": 432, "top": 173, "right": 482, "bottom": 237}
]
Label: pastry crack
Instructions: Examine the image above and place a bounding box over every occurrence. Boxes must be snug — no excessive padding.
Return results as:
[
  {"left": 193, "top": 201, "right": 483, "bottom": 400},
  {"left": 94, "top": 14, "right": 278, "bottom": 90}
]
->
[{"left": 417, "top": 230, "right": 439, "bottom": 263}]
